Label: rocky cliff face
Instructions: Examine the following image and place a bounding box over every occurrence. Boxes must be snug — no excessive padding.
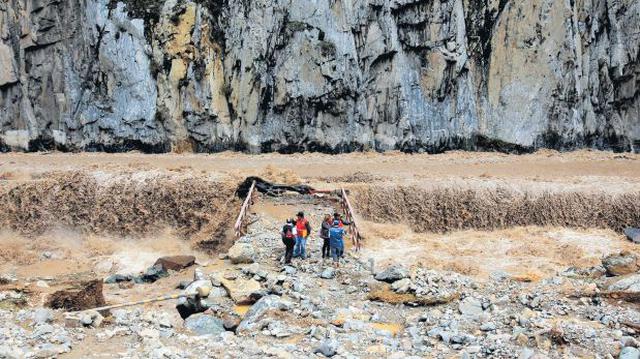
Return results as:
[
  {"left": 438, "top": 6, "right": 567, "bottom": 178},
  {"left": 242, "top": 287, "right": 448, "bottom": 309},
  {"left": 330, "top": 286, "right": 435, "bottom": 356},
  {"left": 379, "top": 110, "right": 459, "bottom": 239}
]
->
[{"left": 0, "top": 0, "right": 639, "bottom": 153}]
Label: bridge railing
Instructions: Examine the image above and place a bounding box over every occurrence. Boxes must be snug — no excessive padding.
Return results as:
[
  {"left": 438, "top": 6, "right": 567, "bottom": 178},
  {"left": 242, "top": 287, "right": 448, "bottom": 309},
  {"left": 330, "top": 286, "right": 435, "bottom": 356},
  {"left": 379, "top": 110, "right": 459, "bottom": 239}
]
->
[
  {"left": 234, "top": 180, "right": 256, "bottom": 238},
  {"left": 340, "top": 187, "right": 362, "bottom": 251}
]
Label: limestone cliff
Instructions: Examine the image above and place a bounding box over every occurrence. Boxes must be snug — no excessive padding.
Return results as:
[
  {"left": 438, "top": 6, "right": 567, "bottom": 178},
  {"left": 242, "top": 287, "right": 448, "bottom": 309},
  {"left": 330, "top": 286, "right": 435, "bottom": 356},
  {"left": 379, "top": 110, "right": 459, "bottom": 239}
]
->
[{"left": 0, "top": 0, "right": 638, "bottom": 153}]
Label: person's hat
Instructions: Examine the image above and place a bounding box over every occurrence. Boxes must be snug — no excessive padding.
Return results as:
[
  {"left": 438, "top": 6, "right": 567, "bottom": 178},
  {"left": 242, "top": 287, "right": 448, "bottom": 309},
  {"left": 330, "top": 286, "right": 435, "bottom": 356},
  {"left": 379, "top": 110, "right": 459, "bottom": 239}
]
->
[{"left": 286, "top": 218, "right": 293, "bottom": 224}]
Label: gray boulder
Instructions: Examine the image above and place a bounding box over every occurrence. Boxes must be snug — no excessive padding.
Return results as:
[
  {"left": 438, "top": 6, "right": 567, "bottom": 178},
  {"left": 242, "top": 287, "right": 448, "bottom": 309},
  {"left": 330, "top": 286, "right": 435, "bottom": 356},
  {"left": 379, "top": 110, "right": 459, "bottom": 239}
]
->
[
  {"left": 625, "top": 228, "right": 640, "bottom": 244},
  {"left": 227, "top": 243, "right": 256, "bottom": 264},
  {"left": 33, "top": 308, "right": 54, "bottom": 324},
  {"left": 237, "top": 295, "right": 292, "bottom": 334},
  {"left": 184, "top": 314, "right": 225, "bottom": 336},
  {"left": 135, "top": 264, "right": 169, "bottom": 283},
  {"left": 374, "top": 266, "right": 408, "bottom": 283},
  {"left": 314, "top": 339, "right": 338, "bottom": 357},
  {"left": 320, "top": 268, "right": 335, "bottom": 279},
  {"left": 620, "top": 347, "right": 640, "bottom": 359},
  {"left": 104, "top": 274, "right": 133, "bottom": 284},
  {"left": 458, "top": 297, "right": 485, "bottom": 320},
  {"left": 606, "top": 274, "right": 640, "bottom": 301},
  {"left": 603, "top": 252, "right": 639, "bottom": 276}
]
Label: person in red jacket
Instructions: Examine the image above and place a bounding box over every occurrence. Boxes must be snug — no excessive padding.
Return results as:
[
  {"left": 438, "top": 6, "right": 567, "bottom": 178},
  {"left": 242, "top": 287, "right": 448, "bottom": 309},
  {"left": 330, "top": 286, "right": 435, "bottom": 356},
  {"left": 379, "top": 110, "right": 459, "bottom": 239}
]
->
[
  {"left": 333, "top": 212, "right": 352, "bottom": 228},
  {"left": 293, "top": 211, "right": 312, "bottom": 259}
]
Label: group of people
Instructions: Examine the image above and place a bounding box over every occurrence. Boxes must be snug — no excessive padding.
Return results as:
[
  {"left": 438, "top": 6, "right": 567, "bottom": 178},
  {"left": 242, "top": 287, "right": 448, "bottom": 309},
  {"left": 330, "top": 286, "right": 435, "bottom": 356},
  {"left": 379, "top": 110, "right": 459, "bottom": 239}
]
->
[{"left": 280, "top": 211, "right": 350, "bottom": 268}]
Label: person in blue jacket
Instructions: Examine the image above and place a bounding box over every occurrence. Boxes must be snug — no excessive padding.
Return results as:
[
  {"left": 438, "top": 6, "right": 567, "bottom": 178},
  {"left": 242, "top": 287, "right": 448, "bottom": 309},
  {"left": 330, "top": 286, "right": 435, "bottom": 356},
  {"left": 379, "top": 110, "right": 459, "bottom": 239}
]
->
[{"left": 328, "top": 220, "right": 345, "bottom": 268}]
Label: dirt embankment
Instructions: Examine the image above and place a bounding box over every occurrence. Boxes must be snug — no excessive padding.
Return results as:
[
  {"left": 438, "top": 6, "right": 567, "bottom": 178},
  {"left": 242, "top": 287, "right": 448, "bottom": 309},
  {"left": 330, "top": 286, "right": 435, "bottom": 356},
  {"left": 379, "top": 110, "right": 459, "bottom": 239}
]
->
[
  {"left": 352, "top": 185, "right": 640, "bottom": 234},
  {"left": 0, "top": 171, "right": 239, "bottom": 251}
]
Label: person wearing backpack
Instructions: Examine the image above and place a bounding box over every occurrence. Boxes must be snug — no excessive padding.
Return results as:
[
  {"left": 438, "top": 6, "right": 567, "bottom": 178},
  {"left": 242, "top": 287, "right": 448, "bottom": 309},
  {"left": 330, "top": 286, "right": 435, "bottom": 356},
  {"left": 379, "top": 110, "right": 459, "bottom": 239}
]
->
[
  {"left": 281, "top": 219, "right": 296, "bottom": 264},
  {"left": 293, "top": 211, "right": 312, "bottom": 259},
  {"left": 329, "top": 220, "right": 345, "bottom": 268},
  {"left": 319, "top": 214, "right": 332, "bottom": 261}
]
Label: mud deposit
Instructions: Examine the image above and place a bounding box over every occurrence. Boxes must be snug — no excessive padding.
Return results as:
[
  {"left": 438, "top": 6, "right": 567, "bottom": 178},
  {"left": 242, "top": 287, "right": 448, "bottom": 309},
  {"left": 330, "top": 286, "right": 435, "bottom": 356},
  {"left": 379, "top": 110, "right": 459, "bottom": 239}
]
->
[
  {"left": 0, "top": 151, "right": 639, "bottom": 358},
  {"left": 0, "top": 171, "right": 238, "bottom": 248},
  {"left": 353, "top": 185, "right": 640, "bottom": 233}
]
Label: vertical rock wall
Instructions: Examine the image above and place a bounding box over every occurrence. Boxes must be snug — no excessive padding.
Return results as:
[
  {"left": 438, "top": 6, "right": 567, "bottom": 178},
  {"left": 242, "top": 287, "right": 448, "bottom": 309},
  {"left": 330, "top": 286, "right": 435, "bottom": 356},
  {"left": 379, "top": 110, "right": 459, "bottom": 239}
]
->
[{"left": 0, "top": 0, "right": 638, "bottom": 153}]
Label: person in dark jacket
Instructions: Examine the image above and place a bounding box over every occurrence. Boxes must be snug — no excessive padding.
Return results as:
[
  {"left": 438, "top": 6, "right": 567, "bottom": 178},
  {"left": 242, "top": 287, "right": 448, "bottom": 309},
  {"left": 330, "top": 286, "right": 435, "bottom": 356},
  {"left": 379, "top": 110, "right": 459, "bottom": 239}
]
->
[
  {"left": 281, "top": 219, "right": 296, "bottom": 264},
  {"left": 319, "top": 214, "right": 332, "bottom": 260}
]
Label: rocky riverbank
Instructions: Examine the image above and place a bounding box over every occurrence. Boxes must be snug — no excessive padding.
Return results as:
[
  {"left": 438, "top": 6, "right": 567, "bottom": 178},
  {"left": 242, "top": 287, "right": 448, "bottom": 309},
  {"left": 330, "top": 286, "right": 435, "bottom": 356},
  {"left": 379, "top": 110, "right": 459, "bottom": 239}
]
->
[{"left": 2, "top": 199, "right": 640, "bottom": 358}]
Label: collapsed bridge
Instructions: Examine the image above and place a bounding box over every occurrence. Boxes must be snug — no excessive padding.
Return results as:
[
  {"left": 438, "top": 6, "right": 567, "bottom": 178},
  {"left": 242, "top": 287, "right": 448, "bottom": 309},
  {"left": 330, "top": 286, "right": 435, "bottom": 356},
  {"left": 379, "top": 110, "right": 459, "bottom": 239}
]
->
[{"left": 233, "top": 177, "right": 363, "bottom": 251}]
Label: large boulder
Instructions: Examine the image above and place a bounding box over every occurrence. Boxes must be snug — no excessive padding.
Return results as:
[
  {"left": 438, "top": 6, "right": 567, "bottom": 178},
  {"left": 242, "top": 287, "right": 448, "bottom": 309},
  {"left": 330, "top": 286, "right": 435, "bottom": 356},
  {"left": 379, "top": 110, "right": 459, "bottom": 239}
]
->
[
  {"left": 237, "top": 295, "right": 292, "bottom": 334},
  {"left": 605, "top": 274, "right": 640, "bottom": 301},
  {"left": 215, "top": 274, "right": 263, "bottom": 304},
  {"left": 603, "top": 252, "right": 639, "bottom": 277},
  {"left": 227, "top": 243, "right": 256, "bottom": 264},
  {"left": 625, "top": 228, "right": 640, "bottom": 244},
  {"left": 184, "top": 314, "right": 225, "bottom": 336},
  {"left": 374, "top": 265, "right": 408, "bottom": 283},
  {"left": 619, "top": 346, "right": 640, "bottom": 359}
]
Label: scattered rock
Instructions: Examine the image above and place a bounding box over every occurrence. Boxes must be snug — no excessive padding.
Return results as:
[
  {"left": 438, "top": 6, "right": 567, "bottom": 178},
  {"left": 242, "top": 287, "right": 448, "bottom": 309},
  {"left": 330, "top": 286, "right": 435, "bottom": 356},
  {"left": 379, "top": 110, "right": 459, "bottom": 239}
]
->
[
  {"left": 0, "top": 274, "right": 17, "bottom": 285},
  {"left": 375, "top": 265, "right": 408, "bottom": 283},
  {"left": 519, "top": 348, "right": 535, "bottom": 359},
  {"left": 314, "top": 339, "right": 338, "bottom": 357},
  {"left": 176, "top": 279, "right": 214, "bottom": 319},
  {"left": 228, "top": 243, "right": 256, "bottom": 264},
  {"left": 321, "top": 268, "right": 335, "bottom": 279},
  {"left": 222, "top": 314, "right": 241, "bottom": 332},
  {"left": 458, "top": 297, "right": 485, "bottom": 320},
  {"left": 624, "top": 228, "right": 640, "bottom": 244},
  {"left": 391, "top": 278, "right": 412, "bottom": 293},
  {"left": 480, "top": 322, "right": 496, "bottom": 331},
  {"left": 283, "top": 266, "right": 297, "bottom": 275},
  {"left": 603, "top": 252, "right": 639, "bottom": 276},
  {"left": 154, "top": 255, "right": 196, "bottom": 271},
  {"left": 65, "top": 310, "right": 103, "bottom": 328},
  {"left": 620, "top": 346, "right": 640, "bottom": 359},
  {"left": 606, "top": 274, "right": 640, "bottom": 301},
  {"left": 217, "top": 276, "right": 263, "bottom": 304},
  {"left": 561, "top": 265, "right": 607, "bottom": 279},
  {"left": 104, "top": 274, "right": 133, "bottom": 284},
  {"left": 184, "top": 314, "right": 226, "bottom": 336},
  {"left": 135, "top": 264, "right": 169, "bottom": 283},
  {"left": 237, "top": 295, "right": 292, "bottom": 334},
  {"left": 33, "top": 309, "right": 53, "bottom": 324}
]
